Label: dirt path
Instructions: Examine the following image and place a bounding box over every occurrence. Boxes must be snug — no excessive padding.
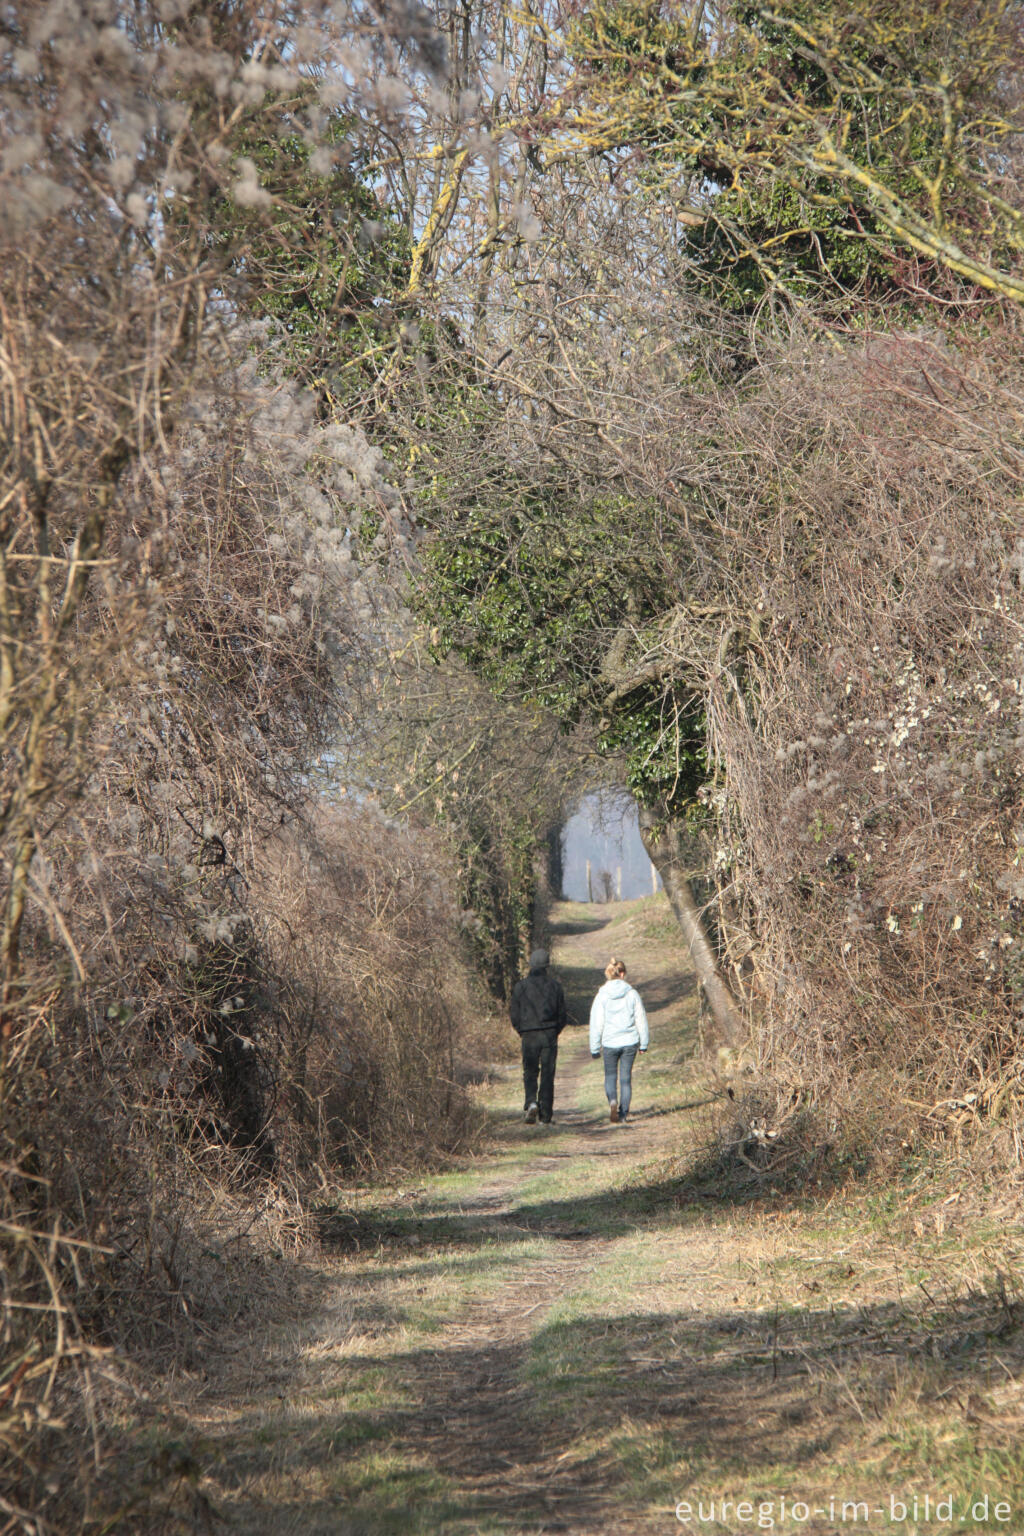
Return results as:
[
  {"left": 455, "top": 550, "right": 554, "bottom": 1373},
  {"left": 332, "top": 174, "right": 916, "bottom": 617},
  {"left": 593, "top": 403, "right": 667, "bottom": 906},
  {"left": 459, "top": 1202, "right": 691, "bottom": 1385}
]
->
[
  {"left": 375, "top": 911, "right": 691, "bottom": 1533},
  {"left": 170, "top": 902, "right": 701, "bottom": 1534},
  {"left": 160, "top": 899, "right": 1024, "bottom": 1536}
]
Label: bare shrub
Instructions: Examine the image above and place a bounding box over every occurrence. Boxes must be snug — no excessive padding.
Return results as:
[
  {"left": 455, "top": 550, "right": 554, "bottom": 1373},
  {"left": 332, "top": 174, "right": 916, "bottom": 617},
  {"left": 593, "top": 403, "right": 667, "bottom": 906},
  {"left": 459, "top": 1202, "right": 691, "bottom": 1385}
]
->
[
  {"left": 0, "top": 370, "right": 491, "bottom": 1523},
  {"left": 258, "top": 802, "right": 483, "bottom": 1177},
  {"left": 0, "top": 4, "right": 432, "bottom": 1508},
  {"left": 661, "top": 326, "right": 1024, "bottom": 1153},
  {"left": 427, "top": 154, "right": 1024, "bottom": 1150},
  {"left": 363, "top": 641, "right": 581, "bottom": 1003},
  {"left": 0, "top": 298, "right": 513, "bottom": 1508}
]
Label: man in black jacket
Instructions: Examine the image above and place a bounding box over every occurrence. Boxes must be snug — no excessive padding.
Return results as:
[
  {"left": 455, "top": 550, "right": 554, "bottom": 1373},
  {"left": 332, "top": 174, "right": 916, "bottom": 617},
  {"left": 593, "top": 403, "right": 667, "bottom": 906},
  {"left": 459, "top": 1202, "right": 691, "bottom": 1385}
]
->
[{"left": 509, "top": 948, "right": 567, "bottom": 1124}]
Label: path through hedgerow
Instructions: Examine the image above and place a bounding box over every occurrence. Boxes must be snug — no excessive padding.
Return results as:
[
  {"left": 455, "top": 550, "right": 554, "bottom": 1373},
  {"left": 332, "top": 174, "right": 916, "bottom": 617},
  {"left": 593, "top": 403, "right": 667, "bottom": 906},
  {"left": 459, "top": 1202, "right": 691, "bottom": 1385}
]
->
[{"left": 132, "top": 898, "right": 1024, "bottom": 1535}]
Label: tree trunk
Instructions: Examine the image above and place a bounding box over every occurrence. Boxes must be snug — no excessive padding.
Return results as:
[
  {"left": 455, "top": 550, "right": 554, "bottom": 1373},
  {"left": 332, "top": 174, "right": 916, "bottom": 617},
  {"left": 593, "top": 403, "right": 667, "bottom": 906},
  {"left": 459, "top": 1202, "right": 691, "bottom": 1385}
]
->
[
  {"left": 545, "top": 823, "right": 564, "bottom": 900},
  {"left": 637, "top": 807, "right": 744, "bottom": 1047}
]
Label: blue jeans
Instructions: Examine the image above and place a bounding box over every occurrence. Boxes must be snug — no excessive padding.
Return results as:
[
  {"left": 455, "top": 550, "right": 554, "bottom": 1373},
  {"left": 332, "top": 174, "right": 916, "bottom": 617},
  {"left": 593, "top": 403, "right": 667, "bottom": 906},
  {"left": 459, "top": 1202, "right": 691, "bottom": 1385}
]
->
[{"left": 603, "top": 1044, "right": 638, "bottom": 1118}]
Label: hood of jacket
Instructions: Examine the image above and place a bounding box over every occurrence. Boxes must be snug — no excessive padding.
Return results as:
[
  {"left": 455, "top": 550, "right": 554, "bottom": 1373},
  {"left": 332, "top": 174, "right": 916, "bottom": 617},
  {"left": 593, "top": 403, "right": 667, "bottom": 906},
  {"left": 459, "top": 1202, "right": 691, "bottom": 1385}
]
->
[{"left": 602, "top": 979, "right": 631, "bottom": 999}]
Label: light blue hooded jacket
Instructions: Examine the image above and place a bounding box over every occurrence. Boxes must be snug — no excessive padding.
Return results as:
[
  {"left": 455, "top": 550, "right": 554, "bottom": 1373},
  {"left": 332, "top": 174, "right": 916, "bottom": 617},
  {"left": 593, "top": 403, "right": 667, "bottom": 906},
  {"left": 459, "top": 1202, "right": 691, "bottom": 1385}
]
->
[{"left": 589, "top": 978, "right": 650, "bottom": 1054}]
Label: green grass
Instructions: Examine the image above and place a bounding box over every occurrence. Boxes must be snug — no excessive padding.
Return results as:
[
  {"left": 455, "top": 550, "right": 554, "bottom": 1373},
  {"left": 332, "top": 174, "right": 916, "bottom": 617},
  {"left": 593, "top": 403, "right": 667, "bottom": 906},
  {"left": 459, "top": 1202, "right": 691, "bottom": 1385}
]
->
[{"left": 326, "top": 1450, "right": 499, "bottom": 1536}]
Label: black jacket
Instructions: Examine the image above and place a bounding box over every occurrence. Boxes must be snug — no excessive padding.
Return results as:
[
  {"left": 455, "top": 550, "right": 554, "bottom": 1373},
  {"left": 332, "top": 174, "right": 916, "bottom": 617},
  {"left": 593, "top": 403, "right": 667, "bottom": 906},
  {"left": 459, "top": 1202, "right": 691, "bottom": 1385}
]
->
[{"left": 510, "top": 967, "right": 567, "bottom": 1035}]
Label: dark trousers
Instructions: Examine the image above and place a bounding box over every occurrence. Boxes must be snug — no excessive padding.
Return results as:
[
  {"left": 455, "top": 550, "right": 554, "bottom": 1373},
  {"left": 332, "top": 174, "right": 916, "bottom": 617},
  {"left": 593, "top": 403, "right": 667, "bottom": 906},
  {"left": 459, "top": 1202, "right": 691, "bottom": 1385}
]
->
[{"left": 521, "top": 1027, "right": 559, "bottom": 1120}]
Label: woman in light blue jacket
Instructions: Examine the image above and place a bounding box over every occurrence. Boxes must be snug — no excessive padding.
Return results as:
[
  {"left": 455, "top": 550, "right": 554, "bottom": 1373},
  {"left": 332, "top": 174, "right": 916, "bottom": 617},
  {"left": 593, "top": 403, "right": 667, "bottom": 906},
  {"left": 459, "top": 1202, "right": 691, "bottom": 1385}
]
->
[{"left": 589, "top": 957, "right": 649, "bottom": 1124}]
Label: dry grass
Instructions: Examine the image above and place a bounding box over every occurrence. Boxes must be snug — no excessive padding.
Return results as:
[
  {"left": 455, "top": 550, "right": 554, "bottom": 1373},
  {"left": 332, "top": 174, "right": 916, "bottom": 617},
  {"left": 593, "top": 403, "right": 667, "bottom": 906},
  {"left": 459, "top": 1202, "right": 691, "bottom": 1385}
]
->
[{"left": 79, "top": 900, "right": 1023, "bottom": 1535}]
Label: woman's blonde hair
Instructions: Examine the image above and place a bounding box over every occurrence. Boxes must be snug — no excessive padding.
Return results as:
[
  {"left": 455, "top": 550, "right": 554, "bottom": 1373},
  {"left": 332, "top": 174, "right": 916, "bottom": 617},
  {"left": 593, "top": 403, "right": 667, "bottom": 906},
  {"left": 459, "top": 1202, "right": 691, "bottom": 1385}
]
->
[{"left": 604, "top": 956, "right": 628, "bottom": 980}]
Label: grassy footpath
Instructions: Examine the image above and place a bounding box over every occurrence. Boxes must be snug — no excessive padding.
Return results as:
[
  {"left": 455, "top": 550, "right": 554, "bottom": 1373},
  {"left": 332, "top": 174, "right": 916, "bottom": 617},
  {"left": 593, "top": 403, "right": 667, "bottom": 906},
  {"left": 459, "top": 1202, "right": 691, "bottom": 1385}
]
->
[{"left": 116, "top": 897, "right": 1024, "bottom": 1536}]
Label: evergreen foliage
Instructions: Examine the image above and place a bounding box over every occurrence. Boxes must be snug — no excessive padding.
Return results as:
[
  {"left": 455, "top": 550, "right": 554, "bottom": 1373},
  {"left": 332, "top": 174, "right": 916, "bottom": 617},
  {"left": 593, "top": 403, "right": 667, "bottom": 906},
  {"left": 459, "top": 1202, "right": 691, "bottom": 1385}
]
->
[
  {"left": 205, "top": 104, "right": 411, "bottom": 405},
  {"left": 414, "top": 468, "right": 705, "bottom": 812},
  {"left": 568, "top": 0, "right": 1024, "bottom": 306}
]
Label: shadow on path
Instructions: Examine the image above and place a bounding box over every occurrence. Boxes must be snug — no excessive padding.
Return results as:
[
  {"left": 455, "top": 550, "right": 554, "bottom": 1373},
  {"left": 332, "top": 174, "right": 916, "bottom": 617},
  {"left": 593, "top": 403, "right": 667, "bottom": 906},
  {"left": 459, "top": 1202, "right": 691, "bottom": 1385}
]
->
[
  {"left": 172, "top": 899, "right": 1024, "bottom": 1536},
  {"left": 201, "top": 1287, "right": 1024, "bottom": 1535}
]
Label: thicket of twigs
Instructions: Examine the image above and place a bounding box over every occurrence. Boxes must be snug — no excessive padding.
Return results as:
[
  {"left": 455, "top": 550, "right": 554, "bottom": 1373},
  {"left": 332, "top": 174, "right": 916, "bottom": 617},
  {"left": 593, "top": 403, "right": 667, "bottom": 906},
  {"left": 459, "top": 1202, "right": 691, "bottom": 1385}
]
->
[
  {"left": 357, "top": 0, "right": 1023, "bottom": 1158},
  {"left": 680, "top": 327, "right": 1024, "bottom": 1152},
  {"left": 0, "top": 358, "right": 488, "bottom": 1528},
  {"left": 0, "top": 6, "right": 501, "bottom": 1527}
]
